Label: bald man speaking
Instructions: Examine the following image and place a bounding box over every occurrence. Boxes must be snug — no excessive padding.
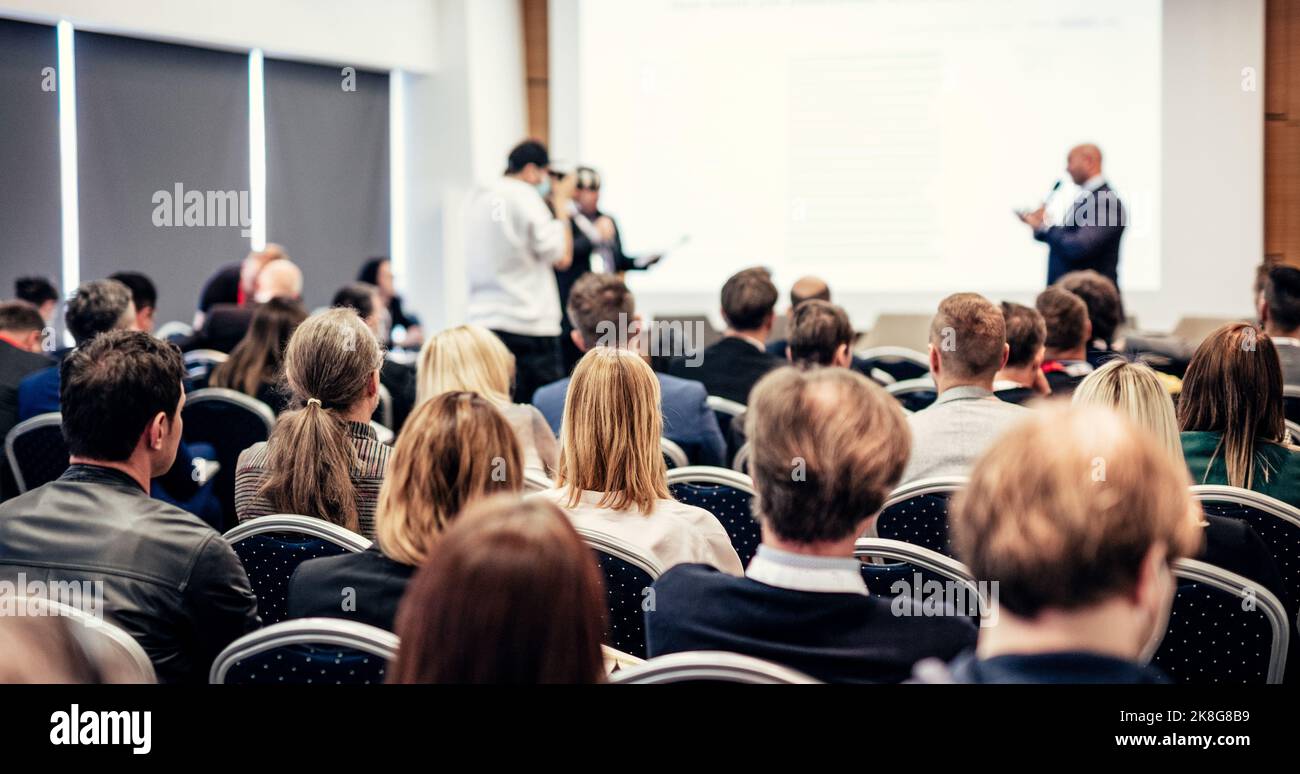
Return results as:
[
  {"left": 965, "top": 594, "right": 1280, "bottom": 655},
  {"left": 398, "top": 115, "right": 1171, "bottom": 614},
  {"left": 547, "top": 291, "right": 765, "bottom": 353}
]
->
[{"left": 1018, "top": 144, "right": 1125, "bottom": 292}]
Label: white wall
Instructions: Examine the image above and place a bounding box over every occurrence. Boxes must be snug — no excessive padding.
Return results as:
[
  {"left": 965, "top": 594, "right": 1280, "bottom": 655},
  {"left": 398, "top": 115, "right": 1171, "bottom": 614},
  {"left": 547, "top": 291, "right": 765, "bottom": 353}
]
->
[{"left": 0, "top": 0, "right": 439, "bottom": 72}]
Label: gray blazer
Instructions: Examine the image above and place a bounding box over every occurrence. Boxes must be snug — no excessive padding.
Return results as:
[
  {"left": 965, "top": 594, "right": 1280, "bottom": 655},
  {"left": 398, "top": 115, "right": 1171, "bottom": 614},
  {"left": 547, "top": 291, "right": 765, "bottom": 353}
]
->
[{"left": 901, "top": 385, "right": 1029, "bottom": 484}]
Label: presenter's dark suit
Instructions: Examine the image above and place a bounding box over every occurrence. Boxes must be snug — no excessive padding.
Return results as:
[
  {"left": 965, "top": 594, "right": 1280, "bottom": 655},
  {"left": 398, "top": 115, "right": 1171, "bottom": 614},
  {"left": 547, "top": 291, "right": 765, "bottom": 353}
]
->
[
  {"left": 1036, "top": 182, "right": 1124, "bottom": 290},
  {"left": 557, "top": 213, "right": 648, "bottom": 372}
]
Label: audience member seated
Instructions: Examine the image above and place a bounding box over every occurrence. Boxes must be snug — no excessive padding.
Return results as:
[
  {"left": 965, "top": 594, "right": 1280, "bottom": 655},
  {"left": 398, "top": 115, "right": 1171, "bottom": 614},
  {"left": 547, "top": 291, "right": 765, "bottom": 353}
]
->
[
  {"left": 901, "top": 293, "right": 1027, "bottom": 483},
  {"left": 235, "top": 308, "right": 389, "bottom": 537},
  {"left": 0, "top": 331, "right": 259, "bottom": 683},
  {"left": 193, "top": 243, "right": 286, "bottom": 329},
  {"left": 994, "top": 301, "right": 1049, "bottom": 404},
  {"left": 1256, "top": 264, "right": 1300, "bottom": 386},
  {"left": 532, "top": 273, "right": 725, "bottom": 466},
  {"left": 1178, "top": 323, "right": 1300, "bottom": 507},
  {"left": 389, "top": 495, "right": 606, "bottom": 684},
  {"left": 187, "top": 256, "right": 303, "bottom": 354},
  {"left": 332, "top": 281, "right": 417, "bottom": 431},
  {"left": 359, "top": 256, "right": 423, "bottom": 349},
  {"left": 208, "top": 297, "right": 307, "bottom": 413},
  {"left": 418, "top": 324, "right": 558, "bottom": 476},
  {"left": 288, "top": 392, "right": 524, "bottom": 630},
  {"left": 667, "top": 266, "right": 781, "bottom": 404},
  {"left": 0, "top": 302, "right": 51, "bottom": 499},
  {"left": 1036, "top": 285, "right": 1095, "bottom": 396},
  {"left": 647, "top": 366, "right": 976, "bottom": 682},
  {"left": 1057, "top": 269, "right": 1123, "bottom": 368},
  {"left": 109, "top": 271, "right": 158, "bottom": 334},
  {"left": 934, "top": 405, "right": 1201, "bottom": 684},
  {"left": 15, "top": 276, "right": 59, "bottom": 324},
  {"left": 533, "top": 347, "right": 742, "bottom": 575},
  {"left": 1074, "top": 359, "right": 1288, "bottom": 610}
]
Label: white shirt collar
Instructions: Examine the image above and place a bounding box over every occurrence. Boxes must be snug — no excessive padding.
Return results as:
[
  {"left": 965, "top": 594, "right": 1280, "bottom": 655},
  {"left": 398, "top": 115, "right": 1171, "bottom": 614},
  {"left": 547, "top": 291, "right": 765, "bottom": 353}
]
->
[
  {"left": 1082, "top": 175, "right": 1106, "bottom": 193},
  {"left": 746, "top": 545, "right": 868, "bottom": 595}
]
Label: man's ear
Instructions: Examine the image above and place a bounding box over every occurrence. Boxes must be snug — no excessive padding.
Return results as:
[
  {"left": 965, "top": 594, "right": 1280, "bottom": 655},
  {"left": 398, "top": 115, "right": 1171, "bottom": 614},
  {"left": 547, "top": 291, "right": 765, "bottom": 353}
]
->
[
  {"left": 147, "top": 411, "right": 168, "bottom": 451},
  {"left": 855, "top": 513, "right": 878, "bottom": 540},
  {"left": 1258, "top": 293, "right": 1269, "bottom": 325},
  {"left": 834, "top": 343, "right": 852, "bottom": 368},
  {"left": 369, "top": 370, "right": 380, "bottom": 397},
  {"left": 1083, "top": 317, "right": 1093, "bottom": 346},
  {"left": 928, "top": 343, "right": 941, "bottom": 376},
  {"left": 998, "top": 342, "right": 1010, "bottom": 371},
  {"left": 570, "top": 328, "right": 587, "bottom": 353},
  {"left": 785, "top": 345, "right": 792, "bottom": 363},
  {"left": 1132, "top": 543, "right": 1169, "bottom": 610}
]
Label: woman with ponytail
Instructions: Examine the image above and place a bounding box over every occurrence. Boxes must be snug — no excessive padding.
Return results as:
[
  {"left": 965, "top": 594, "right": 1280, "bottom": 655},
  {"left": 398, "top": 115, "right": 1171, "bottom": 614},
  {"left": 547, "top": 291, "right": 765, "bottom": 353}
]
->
[{"left": 234, "top": 308, "right": 389, "bottom": 536}]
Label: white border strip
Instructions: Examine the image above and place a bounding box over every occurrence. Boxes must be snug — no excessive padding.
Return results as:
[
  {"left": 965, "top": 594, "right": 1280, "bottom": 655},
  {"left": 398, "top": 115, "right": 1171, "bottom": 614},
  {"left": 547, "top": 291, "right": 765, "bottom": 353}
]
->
[
  {"left": 247, "top": 48, "right": 266, "bottom": 250},
  {"left": 56, "top": 20, "right": 79, "bottom": 302}
]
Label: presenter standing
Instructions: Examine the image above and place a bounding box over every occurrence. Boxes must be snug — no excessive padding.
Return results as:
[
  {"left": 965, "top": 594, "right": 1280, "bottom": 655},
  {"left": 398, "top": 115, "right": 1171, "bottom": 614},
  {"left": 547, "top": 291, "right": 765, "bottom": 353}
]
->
[
  {"left": 1018, "top": 144, "right": 1125, "bottom": 293},
  {"left": 465, "top": 140, "right": 575, "bottom": 403}
]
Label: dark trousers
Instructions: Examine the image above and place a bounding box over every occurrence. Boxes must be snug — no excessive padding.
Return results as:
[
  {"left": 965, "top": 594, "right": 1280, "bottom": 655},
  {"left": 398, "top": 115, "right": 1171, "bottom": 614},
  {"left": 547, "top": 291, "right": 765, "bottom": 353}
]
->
[{"left": 491, "top": 330, "right": 563, "bottom": 405}]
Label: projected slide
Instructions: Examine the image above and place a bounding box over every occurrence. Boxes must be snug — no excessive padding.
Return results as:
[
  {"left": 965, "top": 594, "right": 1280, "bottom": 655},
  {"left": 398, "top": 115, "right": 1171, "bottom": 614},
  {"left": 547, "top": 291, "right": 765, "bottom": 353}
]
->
[{"left": 572, "top": 0, "right": 1161, "bottom": 294}]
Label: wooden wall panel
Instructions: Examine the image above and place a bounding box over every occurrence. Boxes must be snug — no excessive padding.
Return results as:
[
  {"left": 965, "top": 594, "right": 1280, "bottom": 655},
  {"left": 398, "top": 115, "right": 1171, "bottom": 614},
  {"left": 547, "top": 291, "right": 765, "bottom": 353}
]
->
[
  {"left": 521, "top": 0, "right": 549, "bottom": 145},
  {"left": 1266, "top": 0, "right": 1300, "bottom": 268}
]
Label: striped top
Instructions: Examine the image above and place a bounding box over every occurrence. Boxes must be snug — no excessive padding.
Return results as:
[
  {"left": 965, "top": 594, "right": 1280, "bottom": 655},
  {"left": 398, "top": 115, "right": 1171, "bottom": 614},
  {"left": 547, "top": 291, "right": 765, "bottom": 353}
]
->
[{"left": 234, "top": 420, "right": 391, "bottom": 538}]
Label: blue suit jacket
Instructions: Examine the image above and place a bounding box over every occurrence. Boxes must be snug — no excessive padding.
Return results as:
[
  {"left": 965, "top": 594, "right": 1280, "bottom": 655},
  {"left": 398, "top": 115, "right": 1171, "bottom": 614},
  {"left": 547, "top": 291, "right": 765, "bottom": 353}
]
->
[
  {"left": 1035, "top": 181, "right": 1124, "bottom": 289},
  {"left": 17, "top": 363, "right": 60, "bottom": 423},
  {"left": 532, "top": 369, "right": 727, "bottom": 467}
]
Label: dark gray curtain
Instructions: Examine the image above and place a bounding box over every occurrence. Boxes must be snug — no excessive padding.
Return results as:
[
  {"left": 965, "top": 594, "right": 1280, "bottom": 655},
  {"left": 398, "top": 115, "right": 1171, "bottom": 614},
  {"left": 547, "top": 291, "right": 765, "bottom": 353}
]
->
[
  {"left": 0, "top": 19, "right": 61, "bottom": 304},
  {"left": 265, "top": 59, "right": 389, "bottom": 310},
  {"left": 75, "top": 31, "right": 249, "bottom": 327}
]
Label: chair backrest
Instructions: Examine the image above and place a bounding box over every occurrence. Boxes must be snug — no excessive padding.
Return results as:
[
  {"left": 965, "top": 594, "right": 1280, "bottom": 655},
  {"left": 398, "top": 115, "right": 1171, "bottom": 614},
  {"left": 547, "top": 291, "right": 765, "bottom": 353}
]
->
[
  {"left": 660, "top": 437, "right": 689, "bottom": 469},
  {"left": 854, "top": 537, "right": 985, "bottom": 625},
  {"left": 575, "top": 527, "right": 663, "bottom": 659},
  {"left": 666, "top": 466, "right": 761, "bottom": 567},
  {"left": 731, "top": 442, "right": 751, "bottom": 475},
  {"left": 868, "top": 477, "right": 967, "bottom": 556},
  {"left": 370, "top": 420, "right": 395, "bottom": 445},
  {"left": 885, "top": 376, "right": 939, "bottom": 413},
  {"left": 1190, "top": 484, "right": 1300, "bottom": 623},
  {"left": 374, "top": 383, "right": 394, "bottom": 429},
  {"left": 1287, "top": 419, "right": 1300, "bottom": 445},
  {"left": 1284, "top": 385, "right": 1300, "bottom": 424},
  {"left": 223, "top": 515, "right": 372, "bottom": 626},
  {"left": 182, "top": 387, "right": 275, "bottom": 529},
  {"left": 4, "top": 412, "right": 67, "bottom": 493},
  {"left": 155, "top": 320, "right": 193, "bottom": 342},
  {"left": 183, "top": 348, "right": 228, "bottom": 385},
  {"left": 856, "top": 345, "right": 931, "bottom": 383},
  {"left": 19, "top": 596, "right": 157, "bottom": 683},
  {"left": 705, "top": 394, "right": 746, "bottom": 440},
  {"left": 609, "top": 651, "right": 820, "bottom": 684},
  {"left": 523, "top": 469, "right": 554, "bottom": 493},
  {"left": 210, "top": 617, "right": 398, "bottom": 684},
  {"left": 1151, "top": 559, "right": 1289, "bottom": 684}
]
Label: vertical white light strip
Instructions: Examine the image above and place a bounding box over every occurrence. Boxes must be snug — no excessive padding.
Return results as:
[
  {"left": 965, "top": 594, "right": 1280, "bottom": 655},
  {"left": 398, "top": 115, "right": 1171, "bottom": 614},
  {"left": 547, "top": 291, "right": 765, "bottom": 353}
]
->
[
  {"left": 56, "top": 20, "right": 79, "bottom": 298},
  {"left": 388, "top": 70, "right": 407, "bottom": 292},
  {"left": 248, "top": 49, "right": 267, "bottom": 250}
]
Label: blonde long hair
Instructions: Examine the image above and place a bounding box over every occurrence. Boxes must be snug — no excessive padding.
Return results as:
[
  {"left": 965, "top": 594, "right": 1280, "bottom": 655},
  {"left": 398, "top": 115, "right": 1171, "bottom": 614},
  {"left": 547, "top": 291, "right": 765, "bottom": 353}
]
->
[
  {"left": 376, "top": 392, "right": 523, "bottom": 566},
  {"left": 556, "top": 348, "right": 669, "bottom": 514},
  {"left": 1073, "top": 359, "right": 1184, "bottom": 464},
  {"left": 416, "top": 324, "right": 514, "bottom": 407}
]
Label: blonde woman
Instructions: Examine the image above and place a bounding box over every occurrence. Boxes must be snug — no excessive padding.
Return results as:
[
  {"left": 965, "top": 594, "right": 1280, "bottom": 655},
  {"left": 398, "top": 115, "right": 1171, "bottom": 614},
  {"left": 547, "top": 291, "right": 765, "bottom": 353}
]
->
[
  {"left": 235, "top": 308, "right": 388, "bottom": 536},
  {"left": 286, "top": 391, "right": 525, "bottom": 631},
  {"left": 533, "top": 347, "right": 743, "bottom": 575},
  {"left": 417, "top": 324, "right": 558, "bottom": 477},
  {"left": 1073, "top": 357, "right": 1287, "bottom": 609}
]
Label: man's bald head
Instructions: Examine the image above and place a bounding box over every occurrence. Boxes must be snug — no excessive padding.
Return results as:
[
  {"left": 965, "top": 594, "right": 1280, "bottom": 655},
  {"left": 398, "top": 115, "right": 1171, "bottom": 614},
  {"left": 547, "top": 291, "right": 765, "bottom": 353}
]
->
[
  {"left": 254, "top": 259, "right": 303, "bottom": 303},
  {"left": 1067, "top": 144, "right": 1103, "bottom": 185},
  {"left": 790, "top": 276, "right": 830, "bottom": 311}
]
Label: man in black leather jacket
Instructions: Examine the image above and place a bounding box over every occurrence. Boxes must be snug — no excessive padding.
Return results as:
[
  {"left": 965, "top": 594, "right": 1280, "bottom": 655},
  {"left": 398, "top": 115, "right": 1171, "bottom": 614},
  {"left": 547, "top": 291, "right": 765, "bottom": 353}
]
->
[{"left": 0, "top": 330, "right": 260, "bottom": 683}]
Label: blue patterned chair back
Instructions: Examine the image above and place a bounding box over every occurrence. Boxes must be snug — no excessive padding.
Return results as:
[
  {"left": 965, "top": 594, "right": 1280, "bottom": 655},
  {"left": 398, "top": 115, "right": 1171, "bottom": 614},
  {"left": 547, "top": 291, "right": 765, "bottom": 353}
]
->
[
  {"left": 1192, "top": 486, "right": 1300, "bottom": 621},
  {"left": 577, "top": 529, "right": 663, "bottom": 660},
  {"left": 223, "top": 516, "right": 371, "bottom": 626},
  {"left": 1152, "top": 560, "right": 1289, "bottom": 684},
  {"left": 4, "top": 413, "right": 68, "bottom": 493},
  {"left": 667, "top": 467, "right": 761, "bottom": 567},
  {"left": 873, "top": 480, "right": 965, "bottom": 557},
  {"left": 182, "top": 388, "right": 274, "bottom": 530},
  {"left": 211, "top": 618, "right": 397, "bottom": 684},
  {"left": 859, "top": 348, "right": 930, "bottom": 384},
  {"left": 855, "top": 538, "right": 983, "bottom": 627},
  {"left": 886, "top": 379, "right": 938, "bottom": 413}
]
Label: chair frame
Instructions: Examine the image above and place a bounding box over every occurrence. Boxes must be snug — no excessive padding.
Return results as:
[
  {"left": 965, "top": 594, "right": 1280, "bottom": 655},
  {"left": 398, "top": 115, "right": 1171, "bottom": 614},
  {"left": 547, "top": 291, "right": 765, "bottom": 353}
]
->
[
  {"left": 854, "top": 537, "right": 988, "bottom": 620},
  {"left": 209, "top": 617, "right": 399, "bottom": 684},
  {"left": 575, "top": 526, "right": 665, "bottom": 579},
  {"left": 865, "top": 476, "right": 967, "bottom": 539},
  {"left": 705, "top": 395, "right": 747, "bottom": 418},
  {"left": 222, "top": 513, "right": 372, "bottom": 553},
  {"left": 155, "top": 320, "right": 193, "bottom": 341},
  {"left": 376, "top": 383, "right": 394, "bottom": 430},
  {"left": 183, "top": 349, "right": 229, "bottom": 370},
  {"left": 660, "top": 437, "right": 690, "bottom": 469},
  {"left": 857, "top": 346, "right": 930, "bottom": 371},
  {"left": 4, "top": 411, "right": 65, "bottom": 494},
  {"left": 1287, "top": 419, "right": 1300, "bottom": 445},
  {"left": 184, "top": 387, "right": 276, "bottom": 435},
  {"left": 19, "top": 596, "right": 156, "bottom": 683},
  {"left": 1159, "top": 559, "right": 1290, "bottom": 684},
  {"left": 666, "top": 466, "right": 756, "bottom": 500},
  {"left": 731, "top": 442, "right": 751, "bottom": 474},
  {"left": 885, "top": 376, "right": 937, "bottom": 400},
  {"left": 609, "top": 650, "right": 821, "bottom": 684}
]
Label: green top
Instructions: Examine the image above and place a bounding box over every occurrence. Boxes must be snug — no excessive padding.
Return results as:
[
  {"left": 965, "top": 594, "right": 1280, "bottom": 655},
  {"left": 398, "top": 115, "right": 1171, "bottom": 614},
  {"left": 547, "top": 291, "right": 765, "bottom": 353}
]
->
[{"left": 1180, "top": 430, "right": 1300, "bottom": 508}]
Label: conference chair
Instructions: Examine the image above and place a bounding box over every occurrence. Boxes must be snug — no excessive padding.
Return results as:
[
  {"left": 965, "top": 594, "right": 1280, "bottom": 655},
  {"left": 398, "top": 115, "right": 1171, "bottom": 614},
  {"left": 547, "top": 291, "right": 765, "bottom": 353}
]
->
[
  {"left": 20, "top": 596, "right": 156, "bottom": 684},
  {"left": 705, "top": 394, "right": 747, "bottom": 445},
  {"left": 1190, "top": 485, "right": 1300, "bottom": 623},
  {"left": 731, "top": 442, "right": 751, "bottom": 475},
  {"left": 370, "top": 421, "right": 395, "bottom": 445},
  {"left": 1284, "top": 385, "right": 1300, "bottom": 425},
  {"left": 660, "top": 437, "right": 689, "bottom": 470},
  {"left": 182, "top": 348, "right": 228, "bottom": 388},
  {"left": 222, "top": 515, "right": 372, "bottom": 626},
  {"left": 155, "top": 320, "right": 193, "bottom": 343},
  {"left": 886, "top": 377, "right": 939, "bottom": 413},
  {"left": 576, "top": 526, "right": 664, "bottom": 659},
  {"left": 609, "top": 651, "right": 821, "bottom": 685},
  {"left": 1287, "top": 419, "right": 1300, "bottom": 445},
  {"left": 857, "top": 345, "right": 930, "bottom": 384},
  {"left": 1151, "top": 559, "right": 1289, "bottom": 685},
  {"left": 854, "top": 537, "right": 985, "bottom": 626},
  {"left": 4, "top": 412, "right": 67, "bottom": 494},
  {"left": 210, "top": 618, "right": 398, "bottom": 685},
  {"left": 867, "top": 476, "right": 967, "bottom": 556},
  {"left": 182, "top": 387, "right": 275, "bottom": 530},
  {"left": 666, "top": 466, "right": 761, "bottom": 567},
  {"left": 524, "top": 469, "right": 554, "bottom": 493}
]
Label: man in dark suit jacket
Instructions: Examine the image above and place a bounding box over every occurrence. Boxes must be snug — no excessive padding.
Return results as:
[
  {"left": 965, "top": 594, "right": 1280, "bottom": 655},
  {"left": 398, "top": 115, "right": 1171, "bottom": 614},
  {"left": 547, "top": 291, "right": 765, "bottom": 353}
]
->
[
  {"left": 184, "top": 258, "right": 303, "bottom": 353},
  {"left": 0, "top": 302, "right": 53, "bottom": 500},
  {"left": 668, "top": 267, "right": 781, "bottom": 404},
  {"left": 1019, "top": 144, "right": 1125, "bottom": 291}
]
